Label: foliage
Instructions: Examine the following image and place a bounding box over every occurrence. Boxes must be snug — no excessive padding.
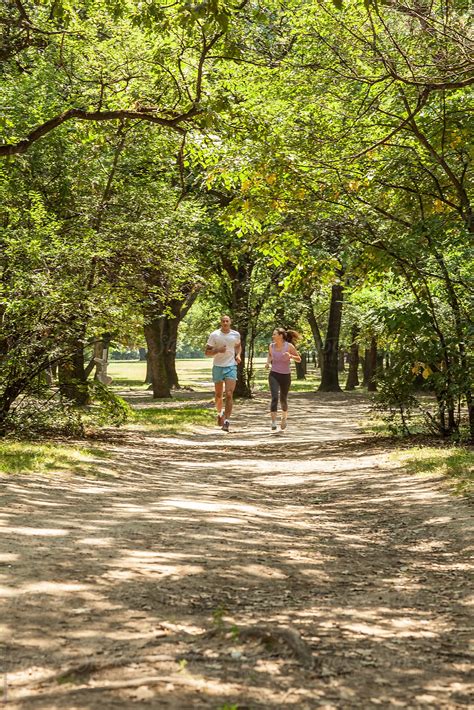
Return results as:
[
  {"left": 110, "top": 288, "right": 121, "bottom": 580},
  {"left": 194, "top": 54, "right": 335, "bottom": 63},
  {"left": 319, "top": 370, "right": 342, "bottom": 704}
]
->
[
  {"left": 3, "top": 396, "right": 86, "bottom": 438},
  {"left": 87, "top": 382, "right": 131, "bottom": 427},
  {"left": 0, "top": 0, "right": 472, "bottom": 438},
  {"left": 391, "top": 446, "right": 474, "bottom": 498}
]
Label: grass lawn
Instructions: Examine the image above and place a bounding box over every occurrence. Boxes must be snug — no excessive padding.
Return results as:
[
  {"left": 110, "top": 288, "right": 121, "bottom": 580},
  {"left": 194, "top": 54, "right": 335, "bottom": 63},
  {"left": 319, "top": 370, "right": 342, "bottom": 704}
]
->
[
  {"left": 129, "top": 406, "right": 215, "bottom": 434},
  {"left": 0, "top": 441, "right": 111, "bottom": 476},
  {"left": 109, "top": 358, "right": 322, "bottom": 392}
]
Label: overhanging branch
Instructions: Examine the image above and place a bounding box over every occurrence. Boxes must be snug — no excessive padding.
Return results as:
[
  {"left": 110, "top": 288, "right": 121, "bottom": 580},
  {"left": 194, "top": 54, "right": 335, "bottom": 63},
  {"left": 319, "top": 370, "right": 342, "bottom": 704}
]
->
[{"left": 0, "top": 106, "right": 201, "bottom": 157}]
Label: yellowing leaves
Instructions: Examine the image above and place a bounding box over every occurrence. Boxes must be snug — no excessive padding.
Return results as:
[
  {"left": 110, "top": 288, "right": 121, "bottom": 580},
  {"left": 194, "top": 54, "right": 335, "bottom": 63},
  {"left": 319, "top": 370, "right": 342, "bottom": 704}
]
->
[
  {"left": 432, "top": 199, "right": 448, "bottom": 214},
  {"left": 266, "top": 173, "right": 277, "bottom": 185},
  {"left": 449, "top": 134, "right": 462, "bottom": 149},
  {"left": 411, "top": 362, "right": 433, "bottom": 379},
  {"left": 241, "top": 178, "right": 251, "bottom": 192},
  {"left": 347, "top": 180, "right": 361, "bottom": 193}
]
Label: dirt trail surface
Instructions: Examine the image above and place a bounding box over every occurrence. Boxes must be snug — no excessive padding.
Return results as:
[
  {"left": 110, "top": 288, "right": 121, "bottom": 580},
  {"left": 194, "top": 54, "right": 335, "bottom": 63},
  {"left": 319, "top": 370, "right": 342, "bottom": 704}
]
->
[{"left": 1, "top": 392, "right": 472, "bottom": 709}]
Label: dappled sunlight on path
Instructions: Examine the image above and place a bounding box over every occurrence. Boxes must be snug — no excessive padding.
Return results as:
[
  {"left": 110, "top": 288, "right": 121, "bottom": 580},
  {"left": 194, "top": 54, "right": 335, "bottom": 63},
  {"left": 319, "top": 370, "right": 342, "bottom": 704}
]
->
[{"left": 0, "top": 392, "right": 472, "bottom": 708}]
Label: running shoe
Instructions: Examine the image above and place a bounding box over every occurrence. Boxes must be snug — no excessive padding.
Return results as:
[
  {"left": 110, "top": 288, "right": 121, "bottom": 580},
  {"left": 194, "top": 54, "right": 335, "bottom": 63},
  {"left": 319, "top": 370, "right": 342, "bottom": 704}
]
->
[
  {"left": 222, "top": 420, "right": 230, "bottom": 432},
  {"left": 280, "top": 417, "right": 288, "bottom": 431},
  {"left": 271, "top": 422, "right": 278, "bottom": 432}
]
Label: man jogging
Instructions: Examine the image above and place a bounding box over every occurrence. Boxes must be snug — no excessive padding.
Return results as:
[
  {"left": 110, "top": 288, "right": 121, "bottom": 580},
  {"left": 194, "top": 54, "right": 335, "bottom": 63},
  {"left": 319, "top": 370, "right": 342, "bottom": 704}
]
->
[{"left": 205, "top": 315, "right": 241, "bottom": 432}]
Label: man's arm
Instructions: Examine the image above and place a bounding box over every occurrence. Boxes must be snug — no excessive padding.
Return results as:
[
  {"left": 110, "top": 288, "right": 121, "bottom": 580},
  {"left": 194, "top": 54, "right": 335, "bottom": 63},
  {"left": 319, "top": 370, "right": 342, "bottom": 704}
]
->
[
  {"left": 234, "top": 339, "right": 242, "bottom": 365},
  {"left": 205, "top": 336, "right": 226, "bottom": 357}
]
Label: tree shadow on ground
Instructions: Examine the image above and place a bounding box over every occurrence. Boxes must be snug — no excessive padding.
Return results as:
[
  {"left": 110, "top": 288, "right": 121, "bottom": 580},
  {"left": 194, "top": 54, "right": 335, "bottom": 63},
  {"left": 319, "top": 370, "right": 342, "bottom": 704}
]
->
[{"left": 1, "top": 393, "right": 472, "bottom": 709}]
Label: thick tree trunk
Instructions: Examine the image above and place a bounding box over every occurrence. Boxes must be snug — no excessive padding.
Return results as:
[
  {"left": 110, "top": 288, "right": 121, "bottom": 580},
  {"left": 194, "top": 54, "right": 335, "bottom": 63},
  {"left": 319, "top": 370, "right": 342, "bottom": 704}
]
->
[
  {"left": 142, "top": 288, "right": 199, "bottom": 398},
  {"left": 58, "top": 343, "right": 89, "bottom": 405},
  {"left": 345, "top": 325, "right": 360, "bottom": 391},
  {"left": 318, "top": 283, "right": 344, "bottom": 392},
  {"left": 163, "top": 316, "right": 179, "bottom": 389},
  {"left": 295, "top": 353, "right": 307, "bottom": 380},
  {"left": 367, "top": 336, "right": 378, "bottom": 392},
  {"left": 143, "top": 318, "right": 171, "bottom": 399}
]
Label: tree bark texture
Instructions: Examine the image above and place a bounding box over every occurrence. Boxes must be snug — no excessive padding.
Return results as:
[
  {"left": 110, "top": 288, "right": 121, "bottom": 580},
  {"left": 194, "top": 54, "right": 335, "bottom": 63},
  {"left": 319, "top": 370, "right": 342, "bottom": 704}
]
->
[
  {"left": 318, "top": 283, "right": 344, "bottom": 392},
  {"left": 345, "top": 325, "right": 360, "bottom": 391}
]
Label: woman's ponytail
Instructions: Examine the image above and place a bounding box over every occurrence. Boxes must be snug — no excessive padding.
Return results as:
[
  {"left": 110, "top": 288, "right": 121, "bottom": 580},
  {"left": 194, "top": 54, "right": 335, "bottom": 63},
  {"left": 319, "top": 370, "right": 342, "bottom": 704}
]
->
[{"left": 285, "top": 329, "right": 300, "bottom": 345}]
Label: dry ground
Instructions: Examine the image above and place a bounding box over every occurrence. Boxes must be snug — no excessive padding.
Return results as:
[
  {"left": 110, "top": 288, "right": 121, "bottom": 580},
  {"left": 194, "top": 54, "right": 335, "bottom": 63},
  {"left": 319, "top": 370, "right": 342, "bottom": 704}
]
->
[{"left": 1, "top": 391, "right": 472, "bottom": 709}]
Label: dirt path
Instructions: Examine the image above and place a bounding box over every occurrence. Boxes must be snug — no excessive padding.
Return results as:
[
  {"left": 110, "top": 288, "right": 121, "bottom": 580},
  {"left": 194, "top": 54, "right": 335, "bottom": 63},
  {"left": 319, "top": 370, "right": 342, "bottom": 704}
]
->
[{"left": 1, "top": 392, "right": 472, "bottom": 709}]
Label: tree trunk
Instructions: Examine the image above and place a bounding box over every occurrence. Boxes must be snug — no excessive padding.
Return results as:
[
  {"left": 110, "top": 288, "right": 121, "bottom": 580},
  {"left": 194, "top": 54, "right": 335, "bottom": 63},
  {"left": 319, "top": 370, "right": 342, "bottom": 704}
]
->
[
  {"left": 0, "top": 380, "right": 28, "bottom": 434},
  {"left": 58, "top": 343, "right": 89, "bottom": 405},
  {"left": 367, "top": 336, "right": 378, "bottom": 392},
  {"left": 142, "top": 287, "right": 199, "bottom": 398},
  {"left": 377, "top": 349, "right": 384, "bottom": 373},
  {"left": 295, "top": 353, "right": 307, "bottom": 380},
  {"left": 231, "top": 266, "right": 253, "bottom": 398},
  {"left": 163, "top": 316, "right": 179, "bottom": 389},
  {"left": 345, "top": 325, "right": 360, "bottom": 391},
  {"left": 145, "top": 353, "right": 152, "bottom": 384},
  {"left": 338, "top": 350, "right": 346, "bottom": 372},
  {"left": 143, "top": 318, "right": 171, "bottom": 399},
  {"left": 307, "top": 301, "right": 324, "bottom": 379},
  {"left": 362, "top": 348, "right": 370, "bottom": 387},
  {"left": 318, "top": 283, "right": 344, "bottom": 392},
  {"left": 235, "top": 323, "right": 252, "bottom": 398}
]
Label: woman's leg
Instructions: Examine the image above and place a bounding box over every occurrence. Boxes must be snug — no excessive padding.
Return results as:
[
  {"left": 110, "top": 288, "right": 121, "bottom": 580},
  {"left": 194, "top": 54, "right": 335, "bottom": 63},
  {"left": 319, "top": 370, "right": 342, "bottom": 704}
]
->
[
  {"left": 280, "top": 374, "right": 291, "bottom": 428},
  {"left": 269, "top": 372, "right": 280, "bottom": 427}
]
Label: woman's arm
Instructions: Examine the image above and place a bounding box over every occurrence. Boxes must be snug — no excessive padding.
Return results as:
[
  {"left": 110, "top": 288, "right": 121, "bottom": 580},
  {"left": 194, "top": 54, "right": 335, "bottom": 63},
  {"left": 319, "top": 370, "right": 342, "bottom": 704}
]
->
[
  {"left": 265, "top": 344, "right": 272, "bottom": 369},
  {"left": 288, "top": 344, "right": 302, "bottom": 363}
]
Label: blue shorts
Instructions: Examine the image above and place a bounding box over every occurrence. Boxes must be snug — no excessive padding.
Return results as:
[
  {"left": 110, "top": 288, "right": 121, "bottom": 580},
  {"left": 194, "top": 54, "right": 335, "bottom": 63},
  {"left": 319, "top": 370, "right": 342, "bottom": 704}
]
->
[{"left": 212, "top": 365, "right": 237, "bottom": 383}]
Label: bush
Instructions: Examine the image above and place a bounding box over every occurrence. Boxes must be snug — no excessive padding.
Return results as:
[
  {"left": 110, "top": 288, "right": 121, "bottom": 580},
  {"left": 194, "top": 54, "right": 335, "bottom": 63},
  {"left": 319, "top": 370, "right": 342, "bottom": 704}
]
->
[{"left": 2, "top": 383, "right": 131, "bottom": 438}]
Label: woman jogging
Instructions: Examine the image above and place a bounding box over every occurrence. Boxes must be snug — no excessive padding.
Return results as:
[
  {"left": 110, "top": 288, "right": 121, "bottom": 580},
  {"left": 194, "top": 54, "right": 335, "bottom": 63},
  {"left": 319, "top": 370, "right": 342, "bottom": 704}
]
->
[{"left": 265, "top": 327, "right": 301, "bottom": 432}]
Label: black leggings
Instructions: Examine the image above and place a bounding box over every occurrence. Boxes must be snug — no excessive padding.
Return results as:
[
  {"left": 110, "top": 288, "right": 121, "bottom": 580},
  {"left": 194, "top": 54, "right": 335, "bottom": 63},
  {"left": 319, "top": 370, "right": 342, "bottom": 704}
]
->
[{"left": 269, "top": 371, "right": 291, "bottom": 413}]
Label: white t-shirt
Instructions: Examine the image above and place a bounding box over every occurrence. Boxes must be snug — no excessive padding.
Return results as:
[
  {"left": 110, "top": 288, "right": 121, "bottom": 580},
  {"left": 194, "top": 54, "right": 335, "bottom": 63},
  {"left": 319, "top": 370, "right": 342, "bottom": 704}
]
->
[{"left": 207, "top": 329, "right": 241, "bottom": 367}]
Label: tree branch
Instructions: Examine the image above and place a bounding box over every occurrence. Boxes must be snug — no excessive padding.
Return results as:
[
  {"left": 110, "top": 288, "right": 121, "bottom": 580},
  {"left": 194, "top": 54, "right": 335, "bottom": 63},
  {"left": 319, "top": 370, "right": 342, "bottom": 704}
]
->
[{"left": 0, "top": 106, "right": 200, "bottom": 157}]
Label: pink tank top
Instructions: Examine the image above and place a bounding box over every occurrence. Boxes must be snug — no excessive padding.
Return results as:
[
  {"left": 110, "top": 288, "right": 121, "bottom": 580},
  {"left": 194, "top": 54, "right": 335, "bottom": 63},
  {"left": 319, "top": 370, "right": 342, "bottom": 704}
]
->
[{"left": 271, "top": 342, "right": 291, "bottom": 374}]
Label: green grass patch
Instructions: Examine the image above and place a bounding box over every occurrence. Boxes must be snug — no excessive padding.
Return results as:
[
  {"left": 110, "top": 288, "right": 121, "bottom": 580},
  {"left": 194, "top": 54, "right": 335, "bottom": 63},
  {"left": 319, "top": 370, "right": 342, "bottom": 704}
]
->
[
  {"left": 129, "top": 406, "right": 214, "bottom": 433},
  {"left": 361, "top": 414, "right": 392, "bottom": 436},
  {"left": 110, "top": 378, "right": 149, "bottom": 389},
  {"left": 0, "top": 441, "right": 111, "bottom": 476},
  {"left": 108, "top": 358, "right": 322, "bottom": 393},
  {"left": 391, "top": 446, "right": 473, "bottom": 498}
]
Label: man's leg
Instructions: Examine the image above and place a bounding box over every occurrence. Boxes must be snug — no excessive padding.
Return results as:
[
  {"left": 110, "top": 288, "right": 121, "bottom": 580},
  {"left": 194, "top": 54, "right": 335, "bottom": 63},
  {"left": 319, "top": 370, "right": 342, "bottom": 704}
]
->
[
  {"left": 224, "top": 378, "right": 236, "bottom": 420},
  {"left": 214, "top": 381, "right": 224, "bottom": 425}
]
